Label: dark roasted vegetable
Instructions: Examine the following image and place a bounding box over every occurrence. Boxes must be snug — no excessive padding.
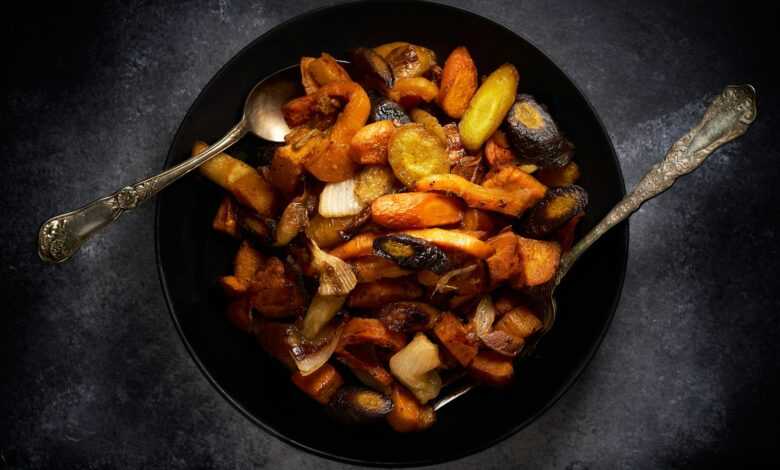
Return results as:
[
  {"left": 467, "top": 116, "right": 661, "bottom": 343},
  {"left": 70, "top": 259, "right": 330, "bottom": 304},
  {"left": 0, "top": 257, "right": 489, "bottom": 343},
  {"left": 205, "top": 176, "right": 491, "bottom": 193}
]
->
[
  {"left": 503, "top": 94, "right": 572, "bottom": 168},
  {"left": 384, "top": 44, "right": 437, "bottom": 79},
  {"left": 237, "top": 207, "right": 275, "bottom": 246},
  {"left": 377, "top": 301, "right": 440, "bottom": 333},
  {"left": 369, "top": 93, "right": 411, "bottom": 124},
  {"left": 328, "top": 386, "right": 394, "bottom": 423},
  {"left": 520, "top": 185, "right": 588, "bottom": 238},
  {"left": 373, "top": 234, "right": 450, "bottom": 274},
  {"left": 350, "top": 47, "right": 395, "bottom": 91}
]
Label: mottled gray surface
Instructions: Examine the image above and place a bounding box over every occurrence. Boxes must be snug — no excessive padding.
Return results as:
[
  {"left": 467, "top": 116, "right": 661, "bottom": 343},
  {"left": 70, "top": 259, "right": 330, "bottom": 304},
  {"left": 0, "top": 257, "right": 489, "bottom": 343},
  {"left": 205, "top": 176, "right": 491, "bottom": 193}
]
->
[{"left": 2, "top": 0, "right": 778, "bottom": 468}]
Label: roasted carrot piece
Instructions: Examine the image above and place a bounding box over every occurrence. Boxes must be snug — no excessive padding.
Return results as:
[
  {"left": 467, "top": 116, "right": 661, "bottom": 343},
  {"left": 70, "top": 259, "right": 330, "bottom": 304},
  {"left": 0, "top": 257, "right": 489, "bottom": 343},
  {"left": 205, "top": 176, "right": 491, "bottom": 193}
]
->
[
  {"left": 495, "top": 306, "right": 542, "bottom": 339},
  {"left": 398, "top": 228, "right": 495, "bottom": 259},
  {"left": 485, "top": 231, "right": 523, "bottom": 286},
  {"left": 482, "top": 166, "right": 547, "bottom": 198},
  {"left": 234, "top": 241, "right": 264, "bottom": 281},
  {"left": 350, "top": 256, "right": 411, "bottom": 283},
  {"left": 510, "top": 236, "right": 561, "bottom": 288},
  {"left": 212, "top": 196, "right": 240, "bottom": 238},
  {"left": 371, "top": 193, "right": 463, "bottom": 229},
  {"left": 336, "top": 345, "right": 394, "bottom": 393},
  {"left": 432, "top": 313, "right": 478, "bottom": 367},
  {"left": 469, "top": 350, "right": 514, "bottom": 386},
  {"left": 414, "top": 173, "right": 542, "bottom": 217},
  {"left": 388, "top": 77, "right": 439, "bottom": 108},
  {"left": 194, "top": 141, "right": 277, "bottom": 216},
  {"left": 387, "top": 384, "right": 436, "bottom": 432},
  {"left": 350, "top": 120, "right": 396, "bottom": 165},
  {"left": 347, "top": 278, "right": 423, "bottom": 309},
  {"left": 437, "top": 46, "right": 478, "bottom": 119},
  {"left": 461, "top": 208, "right": 502, "bottom": 233},
  {"left": 338, "top": 317, "right": 408, "bottom": 351},
  {"left": 329, "top": 232, "right": 384, "bottom": 260},
  {"left": 291, "top": 363, "right": 344, "bottom": 404}
]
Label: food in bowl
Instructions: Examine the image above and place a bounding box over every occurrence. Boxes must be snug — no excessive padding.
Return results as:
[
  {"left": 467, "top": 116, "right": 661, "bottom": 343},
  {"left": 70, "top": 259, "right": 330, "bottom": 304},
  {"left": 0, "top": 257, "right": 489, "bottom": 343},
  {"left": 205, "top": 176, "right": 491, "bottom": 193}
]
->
[{"left": 194, "top": 42, "right": 588, "bottom": 432}]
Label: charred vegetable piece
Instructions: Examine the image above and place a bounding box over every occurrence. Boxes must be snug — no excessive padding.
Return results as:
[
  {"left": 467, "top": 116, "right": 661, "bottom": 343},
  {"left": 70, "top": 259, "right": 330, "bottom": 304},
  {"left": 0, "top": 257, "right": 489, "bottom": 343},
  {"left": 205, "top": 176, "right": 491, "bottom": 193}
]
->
[
  {"left": 389, "top": 333, "right": 443, "bottom": 404},
  {"left": 371, "top": 192, "right": 463, "bottom": 229},
  {"left": 354, "top": 165, "right": 398, "bottom": 204},
  {"left": 480, "top": 329, "right": 524, "bottom": 357},
  {"left": 336, "top": 344, "right": 394, "bottom": 392},
  {"left": 329, "top": 386, "right": 394, "bottom": 423},
  {"left": 387, "top": 383, "right": 436, "bottom": 432},
  {"left": 347, "top": 278, "right": 424, "bottom": 309},
  {"left": 306, "top": 214, "right": 361, "bottom": 248},
  {"left": 378, "top": 301, "right": 440, "bottom": 334},
  {"left": 432, "top": 313, "right": 478, "bottom": 367},
  {"left": 388, "top": 124, "right": 449, "bottom": 187},
  {"left": 510, "top": 236, "right": 561, "bottom": 288},
  {"left": 350, "top": 47, "right": 395, "bottom": 90},
  {"left": 237, "top": 208, "right": 275, "bottom": 246},
  {"left": 194, "top": 141, "right": 277, "bottom": 216},
  {"left": 520, "top": 185, "right": 588, "bottom": 238},
  {"left": 374, "top": 234, "right": 451, "bottom": 274},
  {"left": 351, "top": 256, "right": 411, "bottom": 283},
  {"left": 350, "top": 120, "right": 396, "bottom": 165},
  {"left": 535, "top": 161, "right": 580, "bottom": 187},
  {"left": 338, "top": 317, "right": 408, "bottom": 351},
  {"left": 384, "top": 44, "right": 437, "bottom": 79},
  {"left": 212, "top": 196, "right": 240, "bottom": 238},
  {"left": 292, "top": 363, "right": 344, "bottom": 404},
  {"left": 369, "top": 95, "right": 411, "bottom": 124},
  {"left": 329, "top": 232, "right": 384, "bottom": 260},
  {"left": 554, "top": 212, "right": 585, "bottom": 253},
  {"left": 399, "top": 228, "right": 495, "bottom": 259},
  {"left": 468, "top": 350, "right": 514, "bottom": 386},
  {"left": 459, "top": 64, "right": 519, "bottom": 152},
  {"left": 504, "top": 94, "right": 572, "bottom": 168},
  {"left": 249, "top": 256, "right": 307, "bottom": 318},
  {"left": 437, "top": 46, "right": 478, "bottom": 119}
]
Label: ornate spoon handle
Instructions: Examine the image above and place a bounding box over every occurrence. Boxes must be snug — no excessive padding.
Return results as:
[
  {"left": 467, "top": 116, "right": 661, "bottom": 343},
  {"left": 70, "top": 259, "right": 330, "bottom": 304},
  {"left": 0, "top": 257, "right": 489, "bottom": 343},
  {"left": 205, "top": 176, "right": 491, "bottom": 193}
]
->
[
  {"left": 556, "top": 84, "right": 757, "bottom": 281},
  {"left": 38, "top": 120, "right": 247, "bottom": 263}
]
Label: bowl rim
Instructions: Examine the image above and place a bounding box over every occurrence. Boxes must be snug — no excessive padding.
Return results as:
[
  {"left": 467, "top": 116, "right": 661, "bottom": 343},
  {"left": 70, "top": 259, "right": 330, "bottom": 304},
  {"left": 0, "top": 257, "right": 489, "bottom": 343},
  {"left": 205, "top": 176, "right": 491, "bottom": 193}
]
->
[{"left": 154, "top": 0, "right": 629, "bottom": 466}]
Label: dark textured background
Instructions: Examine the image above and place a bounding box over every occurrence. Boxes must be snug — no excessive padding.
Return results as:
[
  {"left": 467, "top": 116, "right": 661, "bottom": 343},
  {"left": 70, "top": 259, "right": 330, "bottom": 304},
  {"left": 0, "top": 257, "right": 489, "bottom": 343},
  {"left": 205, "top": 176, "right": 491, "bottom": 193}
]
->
[{"left": 2, "top": 0, "right": 778, "bottom": 468}]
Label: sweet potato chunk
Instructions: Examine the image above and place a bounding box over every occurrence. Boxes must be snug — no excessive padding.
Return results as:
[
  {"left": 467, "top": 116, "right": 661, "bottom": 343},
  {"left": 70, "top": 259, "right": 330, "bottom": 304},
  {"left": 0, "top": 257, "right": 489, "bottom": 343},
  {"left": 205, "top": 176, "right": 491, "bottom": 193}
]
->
[
  {"left": 347, "top": 278, "right": 423, "bottom": 309},
  {"left": 268, "top": 139, "right": 319, "bottom": 195},
  {"left": 329, "top": 232, "right": 384, "bottom": 260},
  {"left": 437, "top": 46, "right": 478, "bottom": 119},
  {"left": 250, "top": 256, "right": 306, "bottom": 318},
  {"left": 387, "top": 384, "right": 435, "bottom": 432},
  {"left": 483, "top": 166, "right": 547, "bottom": 198},
  {"left": 336, "top": 345, "right": 394, "bottom": 393},
  {"left": 338, "top": 317, "right": 408, "bottom": 351},
  {"left": 212, "top": 196, "right": 240, "bottom": 237},
  {"left": 461, "top": 208, "right": 502, "bottom": 233},
  {"left": 510, "top": 236, "right": 561, "bottom": 288},
  {"left": 291, "top": 363, "right": 344, "bottom": 404},
  {"left": 485, "top": 231, "right": 523, "bottom": 285},
  {"left": 194, "top": 141, "right": 276, "bottom": 216},
  {"left": 432, "top": 313, "right": 478, "bottom": 367},
  {"left": 350, "top": 120, "right": 396, "bottom": 165},
  {"left": 414, "top": 173, "right": 541, "bottom": 217},
  {"left": 371, "top": 193, "right": 463, "bottom": 229},
  {"left": 495, "top": 306, "right": 542, "bottom": 339},
  {"left": 351, "top": 256, "right": 411, "bottom": 283},
  {"left": 469, "top": 350, "right": 514, "bottom": 386},
  {"left": 399, "top": 228, "right": 494, "bottom": 259}
]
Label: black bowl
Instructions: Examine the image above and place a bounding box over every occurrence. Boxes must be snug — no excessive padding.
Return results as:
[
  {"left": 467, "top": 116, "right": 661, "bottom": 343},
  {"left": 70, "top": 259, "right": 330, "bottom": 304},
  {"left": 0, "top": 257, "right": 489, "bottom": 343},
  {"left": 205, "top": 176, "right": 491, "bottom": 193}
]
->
[{"left": 156, "top": 1, "right": 628, "bottom": 466}]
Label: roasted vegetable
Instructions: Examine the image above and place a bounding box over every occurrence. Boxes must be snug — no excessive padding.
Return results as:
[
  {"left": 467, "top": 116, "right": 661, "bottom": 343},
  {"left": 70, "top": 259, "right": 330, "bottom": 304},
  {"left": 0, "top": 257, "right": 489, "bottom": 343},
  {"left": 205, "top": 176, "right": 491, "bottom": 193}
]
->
[
  {"left": 219, "top": 275, "right": 248, "bottom": 298},
  {"left": 354, "top": 165, "right": 397, "bottom": 204},
  {"left": 194, "top": 141, "right": 277, "bottom": 216},
  {"left": 255, "top": 321, "right": 297, "bottom": 369},
  {"left": 443, "top": 123, "right": 466, "bottom": 162},
  {"left": 212, "top": 196, "right": 240, "bottom": 238},
  {"left": 555, "top": 212, "right": 585, "bottom": 253},
  {"left": 387, "top": 383, "right": 436, "bottom": 432},
  {"left": 351, "top": 256, "right": 411, "bottom": 283},
  {"left": 459, "top": 64, "right": 519, "bottom": 152},
  {"left": 268, "top": 138, "right": 319, "bottom": 195},
  {"left": 275, "top": 190, "right": 316, "bottom": 246},
  {"left": 347, "top": 278, "right": 424, "bottom": 309},
  {"left": 319, "top": 178, "right": 365, "bottom": 218},
  {"left": 484, "top": 130, "right": 517, "bottom": 169},
  {"left": 350, "top": 120, "right": 396, "bottom": 165},
  {"left": 414, "top": 173, "right": 543, "bottom": 217},
  {"left": 384, "top": 44, "right": 437, "bottom": 79},
  {"left": 329, "top": 386, "right": 394, "bottom": 423},
  {"left": 369, "top": 95, "right": 411, "bottom": 124},
  {"left": 399, "top": 228, "right": 495, "bottom": 259},
  {"left": 482, "top": 165, "right": 547, "bottom": 197},
  {"left": 338, "top": 317, "right": 407, "bottom": 351},
  {"left": 301, "top": 53, "right": 351, "bottom": 94},
  {"left": 306, "top": 214, "right": 361, "bottom": 248},
  {"left": 329, "top": 232, "right": 384, "bottom": 260},
  {"left": 388, "top": 124, "right": 449, "bottom": 187},
  {"left": 419, "top": 262, "right": 489, "bottom": 300},
  {"left": 389, "top": 333, "right": 442, "bottom": 403},
  {"left": 373, "top": 41, "right": 410, "bottom": 58},
  {"left": 237, "top": 208, "right": 275, "bottom": 246},
  {"left": 336, "top": 345, "right": 394, "bottom": 392},
  {"left": 226, "top": 297, "right": 255, "bottom": 333},
  {"left": 378, "top": 301, "right": 439, "bottom": 334},
  {"left": 289, "top": 322, "right": 344, "bottom": 376},
  {"left": 234, "top": 240, "right": 264, "bottom": 281},
  {"left": 495, "top": 306, "right": 542, "bottom": 340},
  {"left": 409, "top": 108, "right": 447, "bottom": 144},
  {"left": 520, "top": 185, "right": 587, "bottom": 238},
  {"left": 388, "top": 77, "right": 439, "bottom": 108},
  {"left": 292, "top": 363, "right": 344, "bottom": 404},
  {"left": 374, "top": 234, "right": 451, "bottom": 273},
  {"left": 350, "top": 47, "right": 395, "bottom": 90},
  {"left": 504, "top": 94, "right": 572, "bottom": 168},
  {"left": 535, "top": 161, "right": 580, "bottom": 187},
  {"left": 309, "top": 239, "right": 358, "bottom": 296},
  {"left": 250, "top": 256, "right": 307, "bottom": 318},
  {"left": 510, "top": 236, "right": 561, "bottom": 288},
  {"left": 485, "top": 231, "right": 523, "bottom": 285},
  {"left": 302, "top": 293, "right": 346, "bottom": 339},
  {"left": 432, "top": 312, "right": 478, "bottom": 367},
  {"left": 468, "top": 350, "right": 514, "bottom": 386},
  {"left": 371, "top": 192, "right": 463, "bottom": 229},
  {"left": 461, "top": 208, "right": 501, "bottom": 233},
  {"left": 437, "top": 46, "right": 478, "bottom": 119}
]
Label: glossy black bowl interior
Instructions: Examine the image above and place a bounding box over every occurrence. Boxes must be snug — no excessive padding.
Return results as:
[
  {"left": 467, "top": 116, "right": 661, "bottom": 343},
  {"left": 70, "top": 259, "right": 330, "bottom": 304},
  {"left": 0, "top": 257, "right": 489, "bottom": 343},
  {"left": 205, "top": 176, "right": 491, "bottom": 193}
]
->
[{"left": 156, "top": 1, "right": 628, "bottom": 466}]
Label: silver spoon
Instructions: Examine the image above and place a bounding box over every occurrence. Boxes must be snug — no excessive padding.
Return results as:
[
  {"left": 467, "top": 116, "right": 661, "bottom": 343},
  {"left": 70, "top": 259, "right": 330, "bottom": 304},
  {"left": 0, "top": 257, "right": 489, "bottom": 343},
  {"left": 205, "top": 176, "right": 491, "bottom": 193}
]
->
[
  {"left": 433, "top": 84, "right": 758, "bottom": 412},
  {"left": 37, "top": 65, "right": 302, "bottom": 263}
]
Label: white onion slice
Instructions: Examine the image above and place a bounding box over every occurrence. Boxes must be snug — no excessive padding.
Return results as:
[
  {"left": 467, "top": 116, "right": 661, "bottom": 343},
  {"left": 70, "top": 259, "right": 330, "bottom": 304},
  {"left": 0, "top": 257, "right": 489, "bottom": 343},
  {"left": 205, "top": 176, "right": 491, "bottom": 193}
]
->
[{"left": 318, "top": 178, "right": 365, "bottom": 218}]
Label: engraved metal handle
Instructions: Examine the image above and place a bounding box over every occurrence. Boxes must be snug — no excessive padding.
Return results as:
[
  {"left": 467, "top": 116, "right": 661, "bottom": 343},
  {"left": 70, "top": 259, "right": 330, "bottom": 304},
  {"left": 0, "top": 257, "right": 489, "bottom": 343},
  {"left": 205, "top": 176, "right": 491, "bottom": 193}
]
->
[
  {"left": 38, "top": 120, "right": 248, "bottom": 263},
  {"left": 556, "top": 84, "right": 758, "bottom": 281}
]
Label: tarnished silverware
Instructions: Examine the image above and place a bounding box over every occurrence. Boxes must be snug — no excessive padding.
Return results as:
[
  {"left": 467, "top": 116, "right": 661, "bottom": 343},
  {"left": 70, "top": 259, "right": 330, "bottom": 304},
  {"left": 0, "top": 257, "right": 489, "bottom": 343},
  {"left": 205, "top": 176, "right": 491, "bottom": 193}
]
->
[{"left": 434, "top": 84, "right": 758, "bottom": 411}]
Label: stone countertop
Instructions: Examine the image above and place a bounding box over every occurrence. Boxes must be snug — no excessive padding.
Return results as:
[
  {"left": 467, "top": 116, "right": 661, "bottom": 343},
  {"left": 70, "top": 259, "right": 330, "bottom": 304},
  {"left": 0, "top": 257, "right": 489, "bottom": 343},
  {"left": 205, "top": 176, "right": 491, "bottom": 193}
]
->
[{"left": 1, "top": 1, "right": 778, "bottom": 468}]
